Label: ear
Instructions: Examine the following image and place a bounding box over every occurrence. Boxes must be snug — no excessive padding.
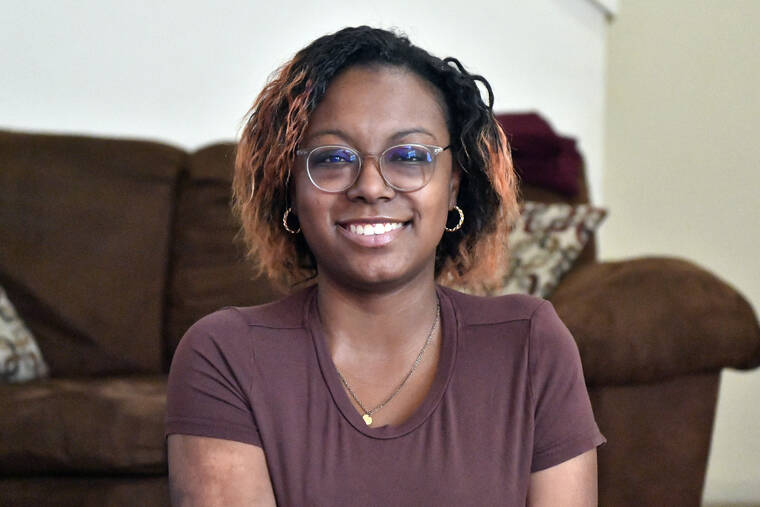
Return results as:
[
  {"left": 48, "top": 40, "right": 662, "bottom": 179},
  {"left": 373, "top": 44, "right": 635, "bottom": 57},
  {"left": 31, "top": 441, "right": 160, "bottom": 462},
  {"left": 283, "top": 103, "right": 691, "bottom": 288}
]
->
[{"left": 448, "top": 165, "right": 462, "bottom": 208}]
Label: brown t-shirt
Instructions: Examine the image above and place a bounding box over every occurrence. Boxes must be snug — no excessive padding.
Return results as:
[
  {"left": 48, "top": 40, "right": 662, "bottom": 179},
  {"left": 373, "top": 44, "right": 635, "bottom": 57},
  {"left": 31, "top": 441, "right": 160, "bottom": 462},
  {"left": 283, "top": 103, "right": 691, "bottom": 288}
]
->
[{"left": 166, "top": 285, "right": 606, "bottom": 505}]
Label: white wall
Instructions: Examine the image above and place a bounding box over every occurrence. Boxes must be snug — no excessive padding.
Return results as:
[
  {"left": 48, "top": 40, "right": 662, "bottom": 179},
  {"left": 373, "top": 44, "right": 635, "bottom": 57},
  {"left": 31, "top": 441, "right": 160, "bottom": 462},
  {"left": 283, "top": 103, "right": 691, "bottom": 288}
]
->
[
  {"left": 602, "top": 1, "right": 760, "bottom": 504},
  {"left": 1, "top": 0, "right": 608, "bottom": 203}
]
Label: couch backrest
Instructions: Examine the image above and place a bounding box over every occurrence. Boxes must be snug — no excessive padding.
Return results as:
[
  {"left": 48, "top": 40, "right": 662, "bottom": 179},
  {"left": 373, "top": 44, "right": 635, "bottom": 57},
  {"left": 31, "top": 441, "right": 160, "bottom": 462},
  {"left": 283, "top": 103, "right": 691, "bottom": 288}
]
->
[
  {"left": 0, "top": 130, "right": 184, "bottom": 376},
  {"left": 163, "top": 143, "right": 283, "bottom": 369}
]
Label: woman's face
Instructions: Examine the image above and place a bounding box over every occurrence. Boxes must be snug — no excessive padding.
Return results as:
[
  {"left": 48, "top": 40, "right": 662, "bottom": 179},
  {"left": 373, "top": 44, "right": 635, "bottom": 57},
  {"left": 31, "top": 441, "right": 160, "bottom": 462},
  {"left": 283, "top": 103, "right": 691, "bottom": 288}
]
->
[{"left": 292, "top": 65, "right": 460, "bottom": 291}]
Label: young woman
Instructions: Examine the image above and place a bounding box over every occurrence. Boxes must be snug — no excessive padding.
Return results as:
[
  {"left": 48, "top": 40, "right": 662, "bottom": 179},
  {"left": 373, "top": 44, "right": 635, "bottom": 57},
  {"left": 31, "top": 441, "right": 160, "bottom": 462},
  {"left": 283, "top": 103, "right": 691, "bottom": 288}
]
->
[{"left": 166, "top": 26, "right": 605, "bottom": 506}]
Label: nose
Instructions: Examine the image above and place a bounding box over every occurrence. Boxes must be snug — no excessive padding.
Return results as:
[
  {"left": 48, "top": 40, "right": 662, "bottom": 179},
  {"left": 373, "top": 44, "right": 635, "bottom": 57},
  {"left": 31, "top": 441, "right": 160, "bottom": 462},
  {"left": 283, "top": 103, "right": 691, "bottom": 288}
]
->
[{"left": 345, "top": 155, "right": 395, "bottom": 202}]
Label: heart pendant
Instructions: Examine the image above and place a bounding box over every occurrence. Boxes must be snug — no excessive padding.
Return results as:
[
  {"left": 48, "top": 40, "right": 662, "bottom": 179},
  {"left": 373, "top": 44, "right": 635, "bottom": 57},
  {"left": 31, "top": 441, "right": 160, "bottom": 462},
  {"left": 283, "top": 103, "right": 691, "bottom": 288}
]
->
[{"left": 362, "top": 414, "right": 373, "bottom": 426}]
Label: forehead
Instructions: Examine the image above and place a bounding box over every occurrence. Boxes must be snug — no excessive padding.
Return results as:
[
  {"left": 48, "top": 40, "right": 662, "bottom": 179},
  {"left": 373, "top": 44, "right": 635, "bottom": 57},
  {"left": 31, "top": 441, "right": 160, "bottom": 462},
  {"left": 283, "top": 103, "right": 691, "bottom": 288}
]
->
[{"left": 304, "top": 65, "right": 449, "bottom": 144}]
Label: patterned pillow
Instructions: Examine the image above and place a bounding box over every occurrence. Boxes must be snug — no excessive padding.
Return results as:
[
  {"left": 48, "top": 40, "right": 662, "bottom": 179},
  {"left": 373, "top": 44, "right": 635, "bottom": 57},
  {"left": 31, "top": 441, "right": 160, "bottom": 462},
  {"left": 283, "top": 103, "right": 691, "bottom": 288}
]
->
[
  {"left": 1, "top": 285, "right": 49, "bottom": 382},
  {"left": 492, "top": 201, "right": 608, "bottom": 298}
]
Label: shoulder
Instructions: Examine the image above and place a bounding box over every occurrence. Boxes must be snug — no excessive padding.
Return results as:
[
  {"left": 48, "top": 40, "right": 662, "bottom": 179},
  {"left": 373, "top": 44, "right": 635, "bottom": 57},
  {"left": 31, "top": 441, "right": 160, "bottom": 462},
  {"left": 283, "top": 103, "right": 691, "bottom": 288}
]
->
[
  {"left": 439, "top": 285, "right": 550, "bottom": 327},
  {"left": 175, "top": 286, "right": 314, "bottom": 358},
  {"left": 223, "top": 285, "right": 314, "bottom": 329},
  {"left": 186, "top": 285, "right": 313, "bottom": 336},
  {"left": 171, "top": 306, "right": 251, "bottom": 368}
]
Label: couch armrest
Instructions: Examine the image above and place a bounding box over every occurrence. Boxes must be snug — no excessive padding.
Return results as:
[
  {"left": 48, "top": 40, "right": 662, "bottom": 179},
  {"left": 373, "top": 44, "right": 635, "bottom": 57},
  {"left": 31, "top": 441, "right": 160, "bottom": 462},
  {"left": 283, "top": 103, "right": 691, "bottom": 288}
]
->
[{"left": 549, "top": 256, "right": 760, "bottom": 385}]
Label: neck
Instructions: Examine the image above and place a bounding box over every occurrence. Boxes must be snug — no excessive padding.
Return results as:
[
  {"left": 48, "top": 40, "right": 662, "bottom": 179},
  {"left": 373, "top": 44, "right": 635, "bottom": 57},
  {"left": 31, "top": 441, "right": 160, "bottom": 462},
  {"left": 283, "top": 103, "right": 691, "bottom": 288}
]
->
[{"left": 316, "top": 274, "right": 440, "bottom": 359}]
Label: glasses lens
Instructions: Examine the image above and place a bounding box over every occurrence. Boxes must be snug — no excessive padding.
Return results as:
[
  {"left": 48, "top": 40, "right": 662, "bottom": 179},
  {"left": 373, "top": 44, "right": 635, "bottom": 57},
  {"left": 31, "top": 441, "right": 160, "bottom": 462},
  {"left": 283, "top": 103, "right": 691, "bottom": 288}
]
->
[
  {"left": 381, "top": 145, "right": 435, "bottom": 191},
  {"left": 307, "top": 147, "right": 359, "bottom": 191}
]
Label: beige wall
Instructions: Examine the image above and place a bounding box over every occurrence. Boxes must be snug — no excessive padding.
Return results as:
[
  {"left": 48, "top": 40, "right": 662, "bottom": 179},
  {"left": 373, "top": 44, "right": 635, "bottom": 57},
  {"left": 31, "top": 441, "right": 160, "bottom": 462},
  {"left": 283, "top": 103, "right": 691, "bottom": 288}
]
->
[{"left": 602, "top": 1, "right": 760, "bottom": 504}]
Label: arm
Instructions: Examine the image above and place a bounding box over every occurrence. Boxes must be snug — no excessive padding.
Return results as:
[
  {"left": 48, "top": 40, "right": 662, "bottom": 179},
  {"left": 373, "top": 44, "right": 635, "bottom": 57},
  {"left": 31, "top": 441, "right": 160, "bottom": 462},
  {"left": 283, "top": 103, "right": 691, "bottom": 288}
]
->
[
  {"left": 166, "top": 309, "right": 272, "bottom": 505},
  {"left": 527, "top": 448, "right": 598, "bottom": 507},
  {"left": 168, "top": 434, "right": 276, "bottom": 507},
  {"left": 527, "top": 301, "right": 605, "bottom": 504}
]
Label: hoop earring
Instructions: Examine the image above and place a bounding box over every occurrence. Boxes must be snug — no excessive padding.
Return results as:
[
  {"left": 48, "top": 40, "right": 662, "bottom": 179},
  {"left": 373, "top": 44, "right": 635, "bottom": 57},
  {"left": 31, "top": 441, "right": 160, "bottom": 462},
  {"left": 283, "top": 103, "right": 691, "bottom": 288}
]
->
[
  {"left": 445, "top": 205, "right": 464, "bottom": 232},
  {"left": 282, "top": 207, "right": 301, "bottom": 234}
]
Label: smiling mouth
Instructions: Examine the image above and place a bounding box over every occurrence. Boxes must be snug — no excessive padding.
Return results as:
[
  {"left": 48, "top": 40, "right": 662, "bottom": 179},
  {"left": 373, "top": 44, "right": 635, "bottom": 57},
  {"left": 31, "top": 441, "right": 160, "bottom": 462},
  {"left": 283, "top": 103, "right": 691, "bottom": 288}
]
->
[
  {"left": 335, "top": 219, "right": 410, "bottom": 247},
  {"left": 346, "top": 222, "right": 405, "bottom": 236},
  {"left": 336, "top": 218, "right": 413, "bottom": 240}
]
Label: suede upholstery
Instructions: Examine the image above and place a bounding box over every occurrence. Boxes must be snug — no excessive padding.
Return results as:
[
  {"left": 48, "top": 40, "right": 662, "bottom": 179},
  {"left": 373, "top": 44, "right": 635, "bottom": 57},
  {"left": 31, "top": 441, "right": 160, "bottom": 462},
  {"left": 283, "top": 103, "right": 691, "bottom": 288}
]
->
[
  {"left": 591, "top": 373, "right": 721, "bottom": 506},
  {"left": 164, "top": 143, "right": 283, "bottom": 365},
  {"left": 552, "top": 257, "right": 760, "bottom": 385},
  {"left": 0, "top": 131, "right": 182, "bottom": 376},
  {"left": 0, "top": 376, "right": 166, "bottom": 475},
  {"left": 1, "top": 129, "right": 758, "bottom": 506}
]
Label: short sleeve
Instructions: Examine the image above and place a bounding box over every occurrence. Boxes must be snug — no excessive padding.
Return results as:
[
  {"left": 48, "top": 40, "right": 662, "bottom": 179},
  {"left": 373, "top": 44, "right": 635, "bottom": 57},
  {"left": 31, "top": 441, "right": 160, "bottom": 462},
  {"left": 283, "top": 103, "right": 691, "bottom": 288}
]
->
[
  {"left": 528, "top": 301, "right": 606, "bottom": 472},
  {"left": 165, "top": 307, "right": 262, "bottom": 447}
]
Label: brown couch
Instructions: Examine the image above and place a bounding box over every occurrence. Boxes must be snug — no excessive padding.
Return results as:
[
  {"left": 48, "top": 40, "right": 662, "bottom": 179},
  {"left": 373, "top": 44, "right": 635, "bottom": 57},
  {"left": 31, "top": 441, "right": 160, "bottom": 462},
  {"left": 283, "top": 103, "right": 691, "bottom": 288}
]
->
[{"left": 1, "top": 129, "right": 758, "bottom": 507}]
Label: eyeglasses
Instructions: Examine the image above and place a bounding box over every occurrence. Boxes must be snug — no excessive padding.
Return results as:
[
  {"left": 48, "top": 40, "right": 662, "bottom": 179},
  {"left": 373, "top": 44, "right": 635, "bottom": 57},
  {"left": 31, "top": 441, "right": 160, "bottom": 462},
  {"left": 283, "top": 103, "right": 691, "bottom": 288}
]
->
[{"left": 295, "top": 143, "right": 451, "bottom": 193}]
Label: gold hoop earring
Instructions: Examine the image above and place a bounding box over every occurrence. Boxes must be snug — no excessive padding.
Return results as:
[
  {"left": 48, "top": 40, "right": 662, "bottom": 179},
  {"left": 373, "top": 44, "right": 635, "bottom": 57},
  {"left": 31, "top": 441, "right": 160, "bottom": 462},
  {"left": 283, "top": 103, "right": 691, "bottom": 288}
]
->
[
  {"left": 282, "top": 207, "right": 301, "bottom": 234},
  {"left": 445, "top": 205, "right": 464, "bottom": 232}
]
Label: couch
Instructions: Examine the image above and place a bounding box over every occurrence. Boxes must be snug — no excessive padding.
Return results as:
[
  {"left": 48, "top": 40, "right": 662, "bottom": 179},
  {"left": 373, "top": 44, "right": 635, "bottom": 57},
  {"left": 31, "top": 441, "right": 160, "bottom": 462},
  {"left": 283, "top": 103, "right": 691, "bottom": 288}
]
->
[{"left": 1, "top": 128, "right": 758, "bottom": 507}]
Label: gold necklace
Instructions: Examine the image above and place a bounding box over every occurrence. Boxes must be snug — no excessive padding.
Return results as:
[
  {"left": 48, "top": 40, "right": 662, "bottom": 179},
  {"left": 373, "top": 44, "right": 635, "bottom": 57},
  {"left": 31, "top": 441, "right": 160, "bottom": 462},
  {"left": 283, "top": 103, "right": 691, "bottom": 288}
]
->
[{"left": 335, "top": 300, "right": 441, "bottom": 426}]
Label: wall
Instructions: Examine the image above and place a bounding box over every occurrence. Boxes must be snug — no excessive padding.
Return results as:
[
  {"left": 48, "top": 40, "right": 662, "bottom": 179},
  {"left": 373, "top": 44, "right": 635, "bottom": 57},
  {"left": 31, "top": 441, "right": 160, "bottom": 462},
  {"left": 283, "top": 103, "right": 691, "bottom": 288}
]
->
[
  {"left": 1, "top": 0, "right": 608, "bottom": 203},
  {"left": 602, "top": 1, "right": 760, "bottom": 504}
]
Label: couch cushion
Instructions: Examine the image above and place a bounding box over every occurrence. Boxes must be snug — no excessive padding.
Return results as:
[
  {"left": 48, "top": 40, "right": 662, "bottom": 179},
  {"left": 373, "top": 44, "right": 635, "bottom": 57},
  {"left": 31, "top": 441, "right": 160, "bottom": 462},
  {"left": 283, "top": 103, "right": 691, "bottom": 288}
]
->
[
  {"left": 165, "top": 143, "right": 283, "bottom": 367},
  {"left": 0, "top": 130, "right": 184, "bottom": 375},
  {"left": 0, "top": 476, "right": 168, "bottom": 507},
  {"left": 0, "top": 375, "right": 167, "bottom": 474}
]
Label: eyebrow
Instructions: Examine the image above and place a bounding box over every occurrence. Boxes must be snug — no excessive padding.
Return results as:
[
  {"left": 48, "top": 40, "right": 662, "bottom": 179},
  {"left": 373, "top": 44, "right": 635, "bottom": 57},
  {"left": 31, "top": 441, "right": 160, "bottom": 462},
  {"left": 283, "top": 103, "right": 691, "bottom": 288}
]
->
[
  {"left": 305, "top": 127, "right": 438, "bottom": 145},
  {"left": 390, "top": 128, "right": 437, "bottom": 142},
  {"left": 306, "top": 129, "right": 354, "bottom": 144}
]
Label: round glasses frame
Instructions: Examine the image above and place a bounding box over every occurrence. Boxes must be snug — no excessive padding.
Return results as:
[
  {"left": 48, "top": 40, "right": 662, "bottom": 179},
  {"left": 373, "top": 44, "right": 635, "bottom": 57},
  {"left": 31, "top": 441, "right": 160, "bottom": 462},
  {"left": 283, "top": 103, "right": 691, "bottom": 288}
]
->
[{"left": 295, "top": 143, "right": 451, "bottom": 193}]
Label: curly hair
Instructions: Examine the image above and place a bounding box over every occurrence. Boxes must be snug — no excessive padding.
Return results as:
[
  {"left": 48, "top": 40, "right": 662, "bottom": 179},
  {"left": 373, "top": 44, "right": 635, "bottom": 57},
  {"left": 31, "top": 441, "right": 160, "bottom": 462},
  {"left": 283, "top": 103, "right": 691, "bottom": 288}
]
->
[{"left": 233, "top": 26, "right": 520, "bottom": 294}]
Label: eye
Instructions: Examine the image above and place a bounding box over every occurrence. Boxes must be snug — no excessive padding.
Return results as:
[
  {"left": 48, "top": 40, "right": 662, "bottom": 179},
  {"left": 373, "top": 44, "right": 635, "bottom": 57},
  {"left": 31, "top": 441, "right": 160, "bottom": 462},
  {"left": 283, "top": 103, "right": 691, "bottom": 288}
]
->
[
  {"left": 311, "top": 148, "right": 357, "bottom": 165},
  {"left": 385, "top": 145, "right": 433, "bottom": 164}
]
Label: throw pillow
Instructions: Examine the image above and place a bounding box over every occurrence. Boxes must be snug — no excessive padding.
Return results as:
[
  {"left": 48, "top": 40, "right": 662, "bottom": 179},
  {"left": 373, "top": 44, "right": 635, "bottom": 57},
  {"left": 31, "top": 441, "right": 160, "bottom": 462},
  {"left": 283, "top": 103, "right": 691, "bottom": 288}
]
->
[
  {"left": 0, "top": 285, "right": 50, "bottom": 382},
  {"left": 492, "top": 201, "right": 608, "bottom": 298}
]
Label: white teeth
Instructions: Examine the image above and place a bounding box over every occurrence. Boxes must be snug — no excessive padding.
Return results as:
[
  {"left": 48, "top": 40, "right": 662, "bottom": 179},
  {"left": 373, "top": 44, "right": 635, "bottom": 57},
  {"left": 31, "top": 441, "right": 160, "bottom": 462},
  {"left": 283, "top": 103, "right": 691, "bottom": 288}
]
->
[{"left": 347, "top": 222, "right": 404, "bottom": 236}]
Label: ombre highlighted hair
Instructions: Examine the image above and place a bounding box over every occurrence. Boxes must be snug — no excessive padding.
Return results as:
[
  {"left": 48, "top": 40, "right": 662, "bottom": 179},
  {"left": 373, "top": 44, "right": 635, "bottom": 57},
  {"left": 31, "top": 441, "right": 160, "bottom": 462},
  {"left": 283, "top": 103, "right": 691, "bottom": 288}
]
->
[{"left": 233, "top": 26, "right": 520, "bottom": 294}]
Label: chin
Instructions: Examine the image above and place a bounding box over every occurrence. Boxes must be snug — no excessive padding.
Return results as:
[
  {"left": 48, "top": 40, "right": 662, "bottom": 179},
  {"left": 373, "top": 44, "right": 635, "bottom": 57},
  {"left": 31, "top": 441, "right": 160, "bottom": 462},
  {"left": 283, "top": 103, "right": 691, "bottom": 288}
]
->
[
  {"left": 346, "top": 267, "right": 405, "bottom": 290},
  {"left": 321, "top": 258, "right": 433, "bottom": 293}
]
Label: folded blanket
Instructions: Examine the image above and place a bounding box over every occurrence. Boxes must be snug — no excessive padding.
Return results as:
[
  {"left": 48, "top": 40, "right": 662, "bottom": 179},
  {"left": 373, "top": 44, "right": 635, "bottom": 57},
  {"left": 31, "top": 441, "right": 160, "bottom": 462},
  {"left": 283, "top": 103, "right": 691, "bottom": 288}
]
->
[{"left": 496, "top": 112, "right": 581, "bottom": 197}]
